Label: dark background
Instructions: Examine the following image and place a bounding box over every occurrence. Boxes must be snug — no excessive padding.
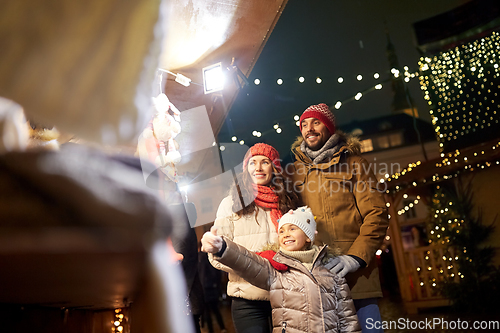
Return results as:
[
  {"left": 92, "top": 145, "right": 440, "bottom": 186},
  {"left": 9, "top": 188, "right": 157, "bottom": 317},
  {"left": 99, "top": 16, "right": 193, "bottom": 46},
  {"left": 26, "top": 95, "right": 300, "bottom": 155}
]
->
[{"left": 217, "top": 0, "right": 469, "bottom": 157}]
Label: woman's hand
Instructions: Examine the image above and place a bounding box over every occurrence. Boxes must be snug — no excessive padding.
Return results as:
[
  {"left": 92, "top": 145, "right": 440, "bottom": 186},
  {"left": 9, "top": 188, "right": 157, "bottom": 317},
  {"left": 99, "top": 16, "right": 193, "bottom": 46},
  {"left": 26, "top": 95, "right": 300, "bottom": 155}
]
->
[{"left": 201, "top": 226, "right": 223, "bottom": 253}]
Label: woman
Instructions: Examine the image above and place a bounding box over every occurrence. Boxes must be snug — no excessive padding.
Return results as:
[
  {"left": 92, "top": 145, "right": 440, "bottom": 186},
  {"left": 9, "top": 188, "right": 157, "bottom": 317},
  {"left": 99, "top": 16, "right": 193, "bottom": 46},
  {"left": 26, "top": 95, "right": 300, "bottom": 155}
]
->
[{"left": 209, "top": 143, "right": 300, "bottom": 333}]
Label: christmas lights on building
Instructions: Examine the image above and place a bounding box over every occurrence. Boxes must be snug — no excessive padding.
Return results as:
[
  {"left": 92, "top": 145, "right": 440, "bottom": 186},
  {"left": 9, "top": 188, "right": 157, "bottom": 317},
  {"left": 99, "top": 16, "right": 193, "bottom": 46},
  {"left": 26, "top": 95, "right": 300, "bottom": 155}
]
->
[{"left": 418, "top": 31, "right": 500, "bottom": 153}]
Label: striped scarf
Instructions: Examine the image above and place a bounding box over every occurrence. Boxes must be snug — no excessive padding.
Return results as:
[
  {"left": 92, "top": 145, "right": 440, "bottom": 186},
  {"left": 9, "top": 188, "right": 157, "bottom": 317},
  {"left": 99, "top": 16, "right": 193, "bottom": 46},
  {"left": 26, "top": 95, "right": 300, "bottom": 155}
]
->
[{"left": 253, "top": 183, "right": 282, "bottom": 231}]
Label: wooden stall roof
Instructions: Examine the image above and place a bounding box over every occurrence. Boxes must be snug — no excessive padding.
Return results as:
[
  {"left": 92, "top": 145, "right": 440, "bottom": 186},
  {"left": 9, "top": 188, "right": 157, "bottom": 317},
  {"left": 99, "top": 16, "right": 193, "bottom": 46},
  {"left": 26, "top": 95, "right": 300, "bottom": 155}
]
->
[
  {"left": 162, "top": 0, "right": 289, "bottom": 137},
  {"left": 161, "top": 0, "right": 289, "bottom": 177}
]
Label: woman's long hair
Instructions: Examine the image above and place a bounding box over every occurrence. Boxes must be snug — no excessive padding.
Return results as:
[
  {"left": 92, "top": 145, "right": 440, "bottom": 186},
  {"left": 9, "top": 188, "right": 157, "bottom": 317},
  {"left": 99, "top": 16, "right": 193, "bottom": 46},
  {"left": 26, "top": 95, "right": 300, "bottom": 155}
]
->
[{"left": 230, "top": 164, "right": 301, "bottom": 221}]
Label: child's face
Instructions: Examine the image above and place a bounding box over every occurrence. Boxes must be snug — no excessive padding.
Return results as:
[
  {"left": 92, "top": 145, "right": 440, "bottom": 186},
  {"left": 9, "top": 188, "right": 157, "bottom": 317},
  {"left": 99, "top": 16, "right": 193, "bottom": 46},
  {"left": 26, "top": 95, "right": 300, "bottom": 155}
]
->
[{"left": 279, "top": 223, "right": 310, "bottom": 251}]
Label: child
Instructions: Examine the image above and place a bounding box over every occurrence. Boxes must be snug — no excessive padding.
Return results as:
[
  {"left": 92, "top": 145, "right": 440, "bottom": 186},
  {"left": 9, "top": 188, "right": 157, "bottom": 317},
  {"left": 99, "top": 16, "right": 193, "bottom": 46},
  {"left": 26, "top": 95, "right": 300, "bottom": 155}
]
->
[{"left": 201, "top": 206, "right": 361, "bottom": 333}]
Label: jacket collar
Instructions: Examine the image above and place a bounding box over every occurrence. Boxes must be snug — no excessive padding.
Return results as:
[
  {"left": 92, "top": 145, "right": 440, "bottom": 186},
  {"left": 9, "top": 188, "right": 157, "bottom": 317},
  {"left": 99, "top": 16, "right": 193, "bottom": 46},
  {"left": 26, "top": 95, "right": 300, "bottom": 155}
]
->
[{"left": 273, "top": 245, "right": 329, "bottom": 282}]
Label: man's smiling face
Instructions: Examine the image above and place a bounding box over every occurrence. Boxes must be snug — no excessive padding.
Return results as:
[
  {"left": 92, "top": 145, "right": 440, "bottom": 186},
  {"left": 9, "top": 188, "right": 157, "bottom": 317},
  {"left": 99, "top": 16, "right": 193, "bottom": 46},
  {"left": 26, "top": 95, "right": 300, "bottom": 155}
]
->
[{"left": 301, "top": 117, "right": 331, "bottom": 151}]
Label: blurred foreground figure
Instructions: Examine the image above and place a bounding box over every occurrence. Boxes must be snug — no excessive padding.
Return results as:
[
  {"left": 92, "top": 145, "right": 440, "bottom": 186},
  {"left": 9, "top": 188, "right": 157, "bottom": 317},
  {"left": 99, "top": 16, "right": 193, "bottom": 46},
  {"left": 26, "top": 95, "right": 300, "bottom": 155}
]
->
[
  {"left": 0, "top": 0, "right": 165, "bottom": 145},
  {"left": 0, "top": 144, "right": 194, "bottom": 333},
  {"left": 0, "top": 0, "right": 195, "bottom": 332}
]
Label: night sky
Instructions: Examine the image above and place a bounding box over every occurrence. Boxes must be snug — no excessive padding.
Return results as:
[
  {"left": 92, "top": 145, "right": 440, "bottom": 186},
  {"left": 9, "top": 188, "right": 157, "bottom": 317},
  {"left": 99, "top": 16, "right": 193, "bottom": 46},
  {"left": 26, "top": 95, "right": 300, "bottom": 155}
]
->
[{"left": 218, "top": 0, "right": 469, "bottom": 157}]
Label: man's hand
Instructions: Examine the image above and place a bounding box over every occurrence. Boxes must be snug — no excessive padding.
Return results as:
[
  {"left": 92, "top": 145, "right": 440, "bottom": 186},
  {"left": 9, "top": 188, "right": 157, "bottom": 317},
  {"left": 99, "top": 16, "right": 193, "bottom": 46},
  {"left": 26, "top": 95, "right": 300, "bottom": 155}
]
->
[
  {"left": 330, "top": 255, "right": 361, "bottom": 278},
  {"left": 201, "top": 226, "right": 223, "bottom": 253}
]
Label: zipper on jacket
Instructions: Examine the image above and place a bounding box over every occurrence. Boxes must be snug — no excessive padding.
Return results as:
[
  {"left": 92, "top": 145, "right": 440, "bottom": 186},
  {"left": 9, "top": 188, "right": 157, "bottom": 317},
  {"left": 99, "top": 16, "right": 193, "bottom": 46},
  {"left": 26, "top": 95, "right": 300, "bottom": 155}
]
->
[{"left": 282, "top": 321, "right": 287, "bottom": 332}]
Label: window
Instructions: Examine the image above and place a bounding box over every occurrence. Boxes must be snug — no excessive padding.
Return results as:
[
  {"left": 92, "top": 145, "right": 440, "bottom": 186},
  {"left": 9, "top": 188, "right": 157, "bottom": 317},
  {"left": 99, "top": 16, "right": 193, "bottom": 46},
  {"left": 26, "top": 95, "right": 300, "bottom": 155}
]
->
[
  {"left": 360, "top": 139, "right": 373, "bottom": 153},
  {"left": 377, "top": 136, "right": 390, "bottom": 149},
  {"left": 389, "top": 132, "right": 403, "bottom": 147},
  {"left": 373, "top": 131, "right": 404, "bottom": 150},
  {"left": 378, "top": 121, "right": 393, "bottom": 131}
]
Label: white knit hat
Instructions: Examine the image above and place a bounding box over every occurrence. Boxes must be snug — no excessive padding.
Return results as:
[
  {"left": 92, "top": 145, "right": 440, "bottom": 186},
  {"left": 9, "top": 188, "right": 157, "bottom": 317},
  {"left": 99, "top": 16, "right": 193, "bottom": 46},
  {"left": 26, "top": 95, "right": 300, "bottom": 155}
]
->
[{"left": 278, "top": 206, "right": 316, "bottom": 242}]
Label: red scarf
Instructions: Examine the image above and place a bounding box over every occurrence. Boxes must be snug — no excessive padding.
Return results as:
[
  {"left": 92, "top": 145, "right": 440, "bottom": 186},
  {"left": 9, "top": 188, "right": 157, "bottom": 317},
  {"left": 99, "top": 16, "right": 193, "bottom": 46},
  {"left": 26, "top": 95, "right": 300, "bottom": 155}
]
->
[
  {"left": 256, "top": 250, "right": 288, "bottom": 271},
  {"left": 253, "top": 184, "right": 282, "bottom": 231}
]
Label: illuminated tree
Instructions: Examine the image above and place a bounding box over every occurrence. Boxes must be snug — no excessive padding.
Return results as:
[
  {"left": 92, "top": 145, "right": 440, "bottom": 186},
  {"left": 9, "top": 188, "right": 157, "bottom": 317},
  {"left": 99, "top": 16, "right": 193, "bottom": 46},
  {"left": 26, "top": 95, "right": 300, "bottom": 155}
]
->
[{"left": 428, "top": 182, "right": 500, "bottom": 312}]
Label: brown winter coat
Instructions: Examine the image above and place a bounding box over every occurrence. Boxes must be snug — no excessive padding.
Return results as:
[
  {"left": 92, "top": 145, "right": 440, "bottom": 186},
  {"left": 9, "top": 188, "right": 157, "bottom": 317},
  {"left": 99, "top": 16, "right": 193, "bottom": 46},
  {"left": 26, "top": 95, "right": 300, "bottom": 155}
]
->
[
  {"left": 213, "top": 238, "right": 361, "bottom": 333},
  {"left": 285, "top": 134, "right": 389, "bottom": 299}
]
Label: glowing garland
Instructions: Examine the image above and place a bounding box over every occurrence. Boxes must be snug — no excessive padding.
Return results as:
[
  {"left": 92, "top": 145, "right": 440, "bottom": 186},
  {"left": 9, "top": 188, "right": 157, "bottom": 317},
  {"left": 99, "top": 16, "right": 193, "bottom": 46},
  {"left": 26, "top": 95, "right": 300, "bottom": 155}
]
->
[
  {"left": 415, "top": 184, "right": 473, "bottom": 289},
  {"left": 221, "top": 67, "right": 419, "bottom": 148},
  {"left": 384, "top": 143, "right": 499, "bottom": 288},
  {"left": 428, "top": 186, "right": 459, "bottom": 245},
  {"left": 415, "top": 249, "right": 462, "bottom": 289},
  {"left": 396, "top": 194, "right": 421, "bottom": 216},
  {"left": 418, "top": 31, "right": 500, "bottom": 153},
  {"left": 383, "top": 33, "right": 500, "bottom": 291},
  {"left": 384, "top": 141, "right": 500, "bottom": 194},
  {"left": 112, "top": 308, "right": 127, "bottom": 333},
  {"left": 251, "top": 66, "right": 416, "bottom": 88},
  {"left": 387, "top": 145, "right": 498, "bottom": 289}
]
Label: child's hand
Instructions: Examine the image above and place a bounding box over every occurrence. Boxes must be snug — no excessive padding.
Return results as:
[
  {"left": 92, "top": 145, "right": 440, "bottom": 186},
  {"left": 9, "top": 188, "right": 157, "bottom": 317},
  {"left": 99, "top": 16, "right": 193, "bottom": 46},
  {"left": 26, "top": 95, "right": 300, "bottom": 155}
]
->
[{"left": 201, "top": 226, "right": 223, "bottom": 253}]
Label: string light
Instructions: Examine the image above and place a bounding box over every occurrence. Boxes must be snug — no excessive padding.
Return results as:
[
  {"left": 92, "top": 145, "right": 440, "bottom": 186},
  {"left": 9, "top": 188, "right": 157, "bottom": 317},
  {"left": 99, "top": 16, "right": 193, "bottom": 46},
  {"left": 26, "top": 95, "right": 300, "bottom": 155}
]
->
[
  {"left": 418, "top": 31, "right": 500, "bottom": 153},
  {"left": 253, "top": 65, "right": 414, "bottom": 86},
  {"left": 112, "top": 309, "right": 127, "bottom": 333},
  {"left": 397, "top": 195, "right": 421, "bottom": 216},
  {"left": 386, "top": 141, "right": 500, "bottom": 193},
  {"left": 413, "top": 185, "right": 466, "bottom": 287},
  {"left": 413, "top": 246, "right": 460, "bottom": 289},
  {"left": 225, "top": 65, "right": 420, "bottom": 144}
]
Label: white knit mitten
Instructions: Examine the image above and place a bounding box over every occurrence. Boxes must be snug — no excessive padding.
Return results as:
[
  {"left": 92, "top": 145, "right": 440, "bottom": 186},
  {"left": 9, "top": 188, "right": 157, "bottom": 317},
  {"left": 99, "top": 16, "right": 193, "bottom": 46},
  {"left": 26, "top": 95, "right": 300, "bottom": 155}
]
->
[
  {"left": 201, "top": 226, "right": 223, "bottom": 253},
  {"left": 330, "top": 255, "right": 361, "bottom": 278}
]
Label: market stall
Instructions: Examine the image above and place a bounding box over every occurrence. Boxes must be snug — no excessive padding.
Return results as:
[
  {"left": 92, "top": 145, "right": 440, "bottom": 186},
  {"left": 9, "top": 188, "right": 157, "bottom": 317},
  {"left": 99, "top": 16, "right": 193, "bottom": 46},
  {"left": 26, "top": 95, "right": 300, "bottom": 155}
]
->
[{"left": 0, "top": 0, "right": 288, "bottom": 331}]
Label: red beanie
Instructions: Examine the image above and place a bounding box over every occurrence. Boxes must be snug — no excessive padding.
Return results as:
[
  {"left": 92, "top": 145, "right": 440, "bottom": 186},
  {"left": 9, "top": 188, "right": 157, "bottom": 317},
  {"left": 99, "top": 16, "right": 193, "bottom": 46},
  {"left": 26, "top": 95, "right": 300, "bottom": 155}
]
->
[
  {"left": 299, "top": 103, "right": 336, "bottom": 135},
  {"left": 243, "top": 143, "right": 282, "bottom": 172}
]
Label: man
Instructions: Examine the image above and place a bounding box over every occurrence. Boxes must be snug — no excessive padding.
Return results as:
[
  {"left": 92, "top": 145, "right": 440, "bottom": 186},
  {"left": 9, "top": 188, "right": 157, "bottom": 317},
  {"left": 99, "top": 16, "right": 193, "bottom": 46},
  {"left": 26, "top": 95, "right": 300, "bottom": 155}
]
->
[{"left": 285, "top": 103, "right": 389, "bottom": 332}]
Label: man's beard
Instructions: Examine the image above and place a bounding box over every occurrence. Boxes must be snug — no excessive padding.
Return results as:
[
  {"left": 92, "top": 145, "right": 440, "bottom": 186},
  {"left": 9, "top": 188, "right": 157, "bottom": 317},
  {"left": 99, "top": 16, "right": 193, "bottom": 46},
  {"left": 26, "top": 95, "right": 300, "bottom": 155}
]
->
[
  {"left": 301, "top": 133, "right": 341, "bottom": 164},
  {"left": 304, "top": 134, "right": 324, "bottom": 151}
]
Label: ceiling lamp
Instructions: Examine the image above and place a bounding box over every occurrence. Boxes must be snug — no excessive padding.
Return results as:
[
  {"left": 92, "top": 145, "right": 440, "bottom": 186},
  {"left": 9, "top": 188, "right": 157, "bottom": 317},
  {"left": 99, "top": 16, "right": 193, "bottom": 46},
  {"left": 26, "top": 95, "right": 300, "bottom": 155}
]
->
[{"left": 202, "top": 62, "right": 225, "bottom": 94}]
